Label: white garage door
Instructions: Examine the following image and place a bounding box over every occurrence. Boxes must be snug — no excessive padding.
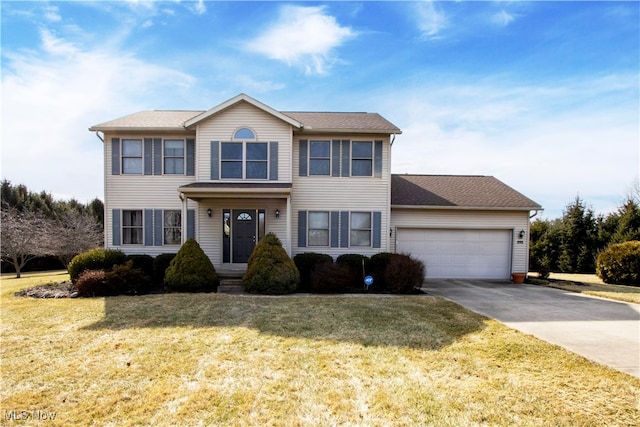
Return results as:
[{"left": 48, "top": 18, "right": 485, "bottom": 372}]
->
[{"left": 397, "top": 228, "right": 512, "bottom": 279}]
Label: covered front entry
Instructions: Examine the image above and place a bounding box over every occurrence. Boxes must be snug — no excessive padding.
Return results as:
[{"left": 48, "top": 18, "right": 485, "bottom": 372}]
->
[
  {"left": 397, "top": 228, "right": 512, "bottom": 280},
  {"left": 178, "top": 182, "right": 293, "bottom": 268},
  {"left": 229, "top": 209, "right": 260, "bottom": 263}
]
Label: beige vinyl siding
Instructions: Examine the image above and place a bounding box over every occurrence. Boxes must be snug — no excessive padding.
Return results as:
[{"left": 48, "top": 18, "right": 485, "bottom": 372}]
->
[
  {"left": 104, "top": 132, "right": 196, "bottom": 255},
  {"left": 197, "top": 199, "right": 288, "bottom": 267},
  {"left": 195, "top": 102, "right": 293, "bottom": 182},
  {"left": 390, "top": 208, "right": 531, "bottom": 274},
  {"left": 291, "top": 134, "right": 392, "bottom": 258}
]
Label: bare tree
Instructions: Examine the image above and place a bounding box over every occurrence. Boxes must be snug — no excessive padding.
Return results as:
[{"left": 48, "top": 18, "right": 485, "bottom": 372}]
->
[
  {"left": 1, "top": 208, "right": 52, "bottom": 278},
  {"left": 50, "top": 211, "right": 103, "bottom": 268}
]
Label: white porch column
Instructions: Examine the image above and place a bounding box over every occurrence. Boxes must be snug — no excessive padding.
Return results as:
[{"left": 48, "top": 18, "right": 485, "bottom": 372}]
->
[
  {"left": 180, "top": 192, "right": 188, "bottom": 244},
  {"left": 286, "top": 195, "right": 292, "bottom": 255}
]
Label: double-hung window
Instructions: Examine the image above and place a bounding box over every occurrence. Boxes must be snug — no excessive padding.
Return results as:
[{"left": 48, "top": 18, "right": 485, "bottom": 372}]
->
[
  {"left": 308, "top": 211, "right": 330, "bottom": 246},
  {"left": 122, "top": 210, "right": 143, "bottom": 244},
  {"left": 164, "top": 140, "right": 185, "bottom": 174},
  {"left": 350, "top": 212, "right": 372, "bottom": 246},
  {"left": 309, "top": 140, "right": 331, "bottom": 175},
  {"left": 163, "top": 210, "right": 181, "bottom": 245},
  {"left": 122, "top": 139, "right": 143, "bottom": 174},
  {"left": 221, "top": 142, "right": 268, "bottom": 179},
  {"left": 351, "top": 141, "right": 373, "bottom": 176}
]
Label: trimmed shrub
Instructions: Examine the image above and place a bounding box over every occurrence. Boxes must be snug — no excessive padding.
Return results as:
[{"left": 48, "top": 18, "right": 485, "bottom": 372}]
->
[
  {"left": 68, "top": 248, "right": 126, "bottom": 283},
  {"left": 310, "top": 262, "right": 349, "bottom": 293},
  {"left": 385, "top": 254, "right": 425, "bottom": 294},
  {"left": 124, "top": 254, "right": 154, "bottom": 280},
  {"left": 75, "top": 269, "right": 107, "bottom": 297},
  {"left": 153, "top": 253, "right": 177, "bottom": 284},
  {"left": 597, "top": 241, "right": 640, "bottom": 286},
  {"left": 294, "top": 252, "right": 334, "bottom": 292},
  {"left": 164, "top": 239, "right": 219, "bottom": 293},
  {"left": 336, "top": 254, "right": 370, "bottom": 288},
  {"left": 243, "top": 233, "right": 299, "bottom": 295},
  {"left": 106, "top": 261, "right": 152, "bottom": 295},
  {"left": 369, "top": 252, "right": 395, "bottom": 292}
]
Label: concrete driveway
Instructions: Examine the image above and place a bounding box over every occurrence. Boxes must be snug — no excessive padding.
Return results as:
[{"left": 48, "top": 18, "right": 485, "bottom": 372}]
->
[{"left": 421, "top": 280, "right": 640, "bottom": 378}]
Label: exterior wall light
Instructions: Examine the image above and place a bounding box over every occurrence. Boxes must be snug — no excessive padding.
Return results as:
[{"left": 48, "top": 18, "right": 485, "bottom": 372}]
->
[
  {"left": 207, "top": 208, "right": 212, "bottom": 218},
  {"left": 519, "top": 229, "right": 525, "bottom": 239},
  {"left": 275, "top": 209, "right": 280, "bottom": 219}
]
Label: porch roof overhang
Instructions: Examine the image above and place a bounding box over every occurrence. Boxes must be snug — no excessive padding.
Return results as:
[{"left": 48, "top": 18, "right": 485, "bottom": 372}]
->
[{"left": 178, "top": 182, "right": 292, "bottom": 200}]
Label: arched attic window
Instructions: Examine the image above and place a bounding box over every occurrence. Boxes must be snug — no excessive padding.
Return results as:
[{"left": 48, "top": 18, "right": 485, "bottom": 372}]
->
[{"left": 234, "top": 127, "right": 256, "bottom": 140}]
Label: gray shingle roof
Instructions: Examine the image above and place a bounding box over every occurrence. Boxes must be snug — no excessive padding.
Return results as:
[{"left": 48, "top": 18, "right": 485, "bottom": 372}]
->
[
  {"left": 89, "top": 110, "right": 202, "bottom": 131},
  {"left": 391, "top": 174, "right": 541, "bottom": 210},
  {"left": 284, "top": 112, "right": 401, "bottom": 134},
  {"left": 89, "top": 95, "right": 401, "bottom": 134}
]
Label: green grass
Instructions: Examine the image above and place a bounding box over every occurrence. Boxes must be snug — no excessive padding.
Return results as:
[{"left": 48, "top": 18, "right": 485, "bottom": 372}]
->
[
  {"left": 2, "top": 271, "right": 640, "bottom": 426},
  {"left": 533, "top": 272, "right": 640, "bottom": 304}
]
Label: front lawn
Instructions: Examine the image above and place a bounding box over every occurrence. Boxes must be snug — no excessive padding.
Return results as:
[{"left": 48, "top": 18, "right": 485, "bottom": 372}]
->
[
  {"left": 535, "top": 272, "right": 640, "bottom": 304},
  {"left": 2, "top": 271, "right": 639, "bottom": 426}
]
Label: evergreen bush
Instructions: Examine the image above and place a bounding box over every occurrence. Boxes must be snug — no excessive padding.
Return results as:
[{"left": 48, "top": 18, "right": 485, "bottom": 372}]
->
[
  {"left": 243, "top": 233, "right": 299, "bottom": 295},
  {"left": 336, "top": 254, "right": 370, "bottom": 288},
  {"left": 385, "top": 254, "right": 425, "bottom": 294},
  {"left": 124, "top": 254, "right": 154, "bottom": 280},
  {"left": 164, "top": 239, "right": 219, "bottom": 293},
  {"left": 293, "top": 252, "right": 334, "bottom": 292},
  {"left": 596, "top": 240, "right": 640, "bottom": 286},
  {"left": 369, "top": 252, "right": 395, "bottom": 292},
  {"left": 153, "top": 253, "right": 177, "bottom": 284},
  {"left": 310, "top": 262, "right": 349, "bottom": 293},
  {"left": 106, "top": 261, "right": 152, "bottom": 295},
  {"left": 68, "top": 248, "right": 126, "bottom": 283}
]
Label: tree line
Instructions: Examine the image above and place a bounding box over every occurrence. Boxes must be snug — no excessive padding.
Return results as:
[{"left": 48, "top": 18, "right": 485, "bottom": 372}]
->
[
  {"left": 1, "top": 180, "right": 104, "bottom": 277},
  {"left": 530, "top": 186, "right": 640, "bottom": 275}
]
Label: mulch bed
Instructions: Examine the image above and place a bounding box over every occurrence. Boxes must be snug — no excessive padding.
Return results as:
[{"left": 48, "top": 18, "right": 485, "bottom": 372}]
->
[{"left": 14, "top": 282, "right": 78, "bottom": 298}]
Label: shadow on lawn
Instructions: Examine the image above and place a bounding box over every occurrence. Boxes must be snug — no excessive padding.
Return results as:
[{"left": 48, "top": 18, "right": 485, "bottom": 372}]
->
[{"left": 82, "top": 293, "right": 486, "bottom": 350}]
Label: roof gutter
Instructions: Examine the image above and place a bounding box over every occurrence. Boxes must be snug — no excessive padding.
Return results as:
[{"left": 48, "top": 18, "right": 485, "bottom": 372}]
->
[
  {"left": 93, "top": 131, "right": 104, "bottom": 143},
  {"left": 530, "top": 209, "right": 544, "bottom": 219}
]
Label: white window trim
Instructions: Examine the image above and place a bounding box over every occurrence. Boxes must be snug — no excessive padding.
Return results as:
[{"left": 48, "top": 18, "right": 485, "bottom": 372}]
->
[
  {"left": 220, "top": 141, "right": 270, "bottom": 180},
  {"left": 351, "top": 140, "right": 374, "bottom": 177},
  {"left": 121, "top": 139, "right": 143, "bottom": 175},
  {"left": 350, "top": 211, "right": 372, "bottom": 247},
  {"left": 163, "top": 139, "right": 186, "bottom": 175},
  {"left": 122, "top": 209, "right": 144, "bottom": 245},
  {"left": 308, "top": 211, "right": 330, "bottom": 247}
]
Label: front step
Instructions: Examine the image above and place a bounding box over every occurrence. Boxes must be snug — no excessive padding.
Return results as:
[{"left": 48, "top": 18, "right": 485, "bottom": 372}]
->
[{"left": 218, "top": 279, "right": 245, "bottom": 294}]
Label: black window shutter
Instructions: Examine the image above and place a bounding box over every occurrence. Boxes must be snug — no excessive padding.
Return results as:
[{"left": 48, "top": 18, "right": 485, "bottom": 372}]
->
[
  {"left": 372, "top": 211, "right": 382, "bottom": 248},
  {"left": 299, "top": 140, "right": 308, "bottom": 176},
  {"left": 112, "top": 138, "right": 120, "bottom": 175},
  {"left": 340, "top": 211, "right": 349, "bottom": 247},
  {"left": 331, "top": 140, "right": 341, "bottom": 177},
  {"left": 153, "top": 138, "right": 162, "bottom": 175},
  {"left": 186, "top": 139, "right": 195, "bottom": 176},
  {"left": 154, "top": 209, "right": 163, "bottom": 246},
  {"left": 269, "top": 141, "right": 278, "bottom": 180},
  {"left": 144, "top": 138, "right": 153, "bottom": 175},
  {"left": 210, "top": 141, "right": 219, "bottom": 180},
  {"left": 298, "top": 210, "right": 307, "bottom": 247},
  {"left": 112, "top": 209, "right": 121, "bottom": 245},
  {"left": 187, "top": 209, "right": 195, "bottom": 239},
  {"left": 144, "top": 209, "right": 153, "bottom": 245},
  {"left": 330, "top": 211, "right": 339, "bottom": 247}
]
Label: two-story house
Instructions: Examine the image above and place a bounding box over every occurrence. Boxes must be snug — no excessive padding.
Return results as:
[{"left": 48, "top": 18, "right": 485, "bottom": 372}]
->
[{"left": 90, "top": 93, "right": 541, "bottom": 280}]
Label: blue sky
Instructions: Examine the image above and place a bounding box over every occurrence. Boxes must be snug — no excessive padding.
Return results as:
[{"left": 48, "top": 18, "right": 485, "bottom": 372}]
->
[{"left": 2, "top": 1, "right": 638, "bottom": 219}]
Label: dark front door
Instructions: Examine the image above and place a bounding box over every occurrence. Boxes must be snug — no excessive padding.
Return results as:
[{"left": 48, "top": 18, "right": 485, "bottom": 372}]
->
[{"left": 233, "top": 210, "right": 256, "bottom": 263}]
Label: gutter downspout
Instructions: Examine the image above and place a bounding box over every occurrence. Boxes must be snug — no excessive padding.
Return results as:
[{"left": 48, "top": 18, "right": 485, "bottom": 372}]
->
[{"left": 94, "top": 131, "right": 105, "bottom": 143}]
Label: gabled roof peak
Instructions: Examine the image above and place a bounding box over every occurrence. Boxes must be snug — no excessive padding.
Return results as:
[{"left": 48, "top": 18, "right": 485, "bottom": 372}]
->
[{"left": 183, "top": 93, "right": 303, "bottom": 129}]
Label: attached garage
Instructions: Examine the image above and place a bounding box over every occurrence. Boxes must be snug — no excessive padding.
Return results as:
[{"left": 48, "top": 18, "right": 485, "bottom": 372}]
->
[
  {"left": 396, "top": 228, "right": 512, "bottom": 279},
  {"left": 391, "top": 175, "right": 542, "bottom": 280}
]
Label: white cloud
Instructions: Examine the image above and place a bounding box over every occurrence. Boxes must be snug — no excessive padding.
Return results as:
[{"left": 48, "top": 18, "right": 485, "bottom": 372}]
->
[
  {"left": 44, "top": 5, "right": 61, "bottom": 22},
  {"left": 192, "top": 0, "right": 206, "bottom": 16},
  {"left": 378, "top": 74, "right": 639, "bottom": 219},
  {"left": 245, "top": 5, "right": 355, "bottom": 75},
  {"left": 413, "top": 0, "right": 448, "bottom": 39},
  {"left": 1, "top": 30, "right": 196, "bottom": 202},
  {"left": 492, "top": 10, "right": 516, "bottom": 27}
]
